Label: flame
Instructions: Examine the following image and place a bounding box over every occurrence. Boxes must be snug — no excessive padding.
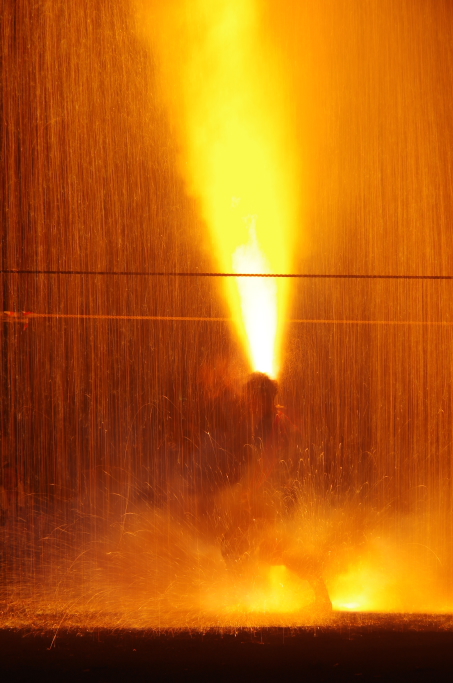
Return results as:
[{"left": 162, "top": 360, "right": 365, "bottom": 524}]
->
[
  {"left": 135, "top": 0, "right": 298, "bottom": 377},
  {"left": 232, "top": 220, "right": 278, "bottom": 375},
  {"left": 202, "top": 563, "right": 314, "bottom": 618},
  {"left": 330, "top": 535, "right": 450, "bottom": 614}
]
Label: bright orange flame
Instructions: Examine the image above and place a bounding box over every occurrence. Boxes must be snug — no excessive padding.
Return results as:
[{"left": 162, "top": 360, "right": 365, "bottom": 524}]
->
[
  {"left": 202, "top": 564, "right": 314, "bottom": 618},
  {"left": 135, "top": 0, "right": 298, "bottom": 376},
  {"left": 330, "top": 536, "right": 449, "bottom": 614}
]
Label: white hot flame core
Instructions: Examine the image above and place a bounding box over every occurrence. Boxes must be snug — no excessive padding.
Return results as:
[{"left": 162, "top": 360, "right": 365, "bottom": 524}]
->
[{"left": 232, "top": 217, "right": 278, "bottom": 376}]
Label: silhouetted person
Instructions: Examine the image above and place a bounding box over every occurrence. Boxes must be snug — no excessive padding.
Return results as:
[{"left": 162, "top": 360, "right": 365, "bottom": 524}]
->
[{"left": 220, "top": 372, "right": 332, "bottom": 613}]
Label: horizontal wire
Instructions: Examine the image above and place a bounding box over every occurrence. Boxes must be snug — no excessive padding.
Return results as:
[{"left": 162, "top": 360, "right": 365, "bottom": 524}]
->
[
  {"left": 3, "top": 313, "right": 453, "bottom": 325},
  {"left": 16, "top": 313, "right": 229, "bottom": 322},
  {"left": 290, "top": 319, "right": 453, "bottom": 325},
  {"left": 1, "top": 270, "right": 453, "bottom": 279}
]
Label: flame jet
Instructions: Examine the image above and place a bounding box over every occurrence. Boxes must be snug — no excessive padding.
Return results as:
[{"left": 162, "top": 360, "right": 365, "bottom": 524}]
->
[{"left": 136, "top": 0, "right": 299, "bottom": 376}]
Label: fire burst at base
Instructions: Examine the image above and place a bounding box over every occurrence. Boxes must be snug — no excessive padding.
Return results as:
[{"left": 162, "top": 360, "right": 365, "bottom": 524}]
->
[{"left": 1, "top": 391, "right": 452, "bottom": 632}]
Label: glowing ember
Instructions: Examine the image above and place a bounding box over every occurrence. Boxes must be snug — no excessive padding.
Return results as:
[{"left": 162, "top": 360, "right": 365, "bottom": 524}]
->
[{"left": 136, "top": 0, "right": 298, "bottom": 376}]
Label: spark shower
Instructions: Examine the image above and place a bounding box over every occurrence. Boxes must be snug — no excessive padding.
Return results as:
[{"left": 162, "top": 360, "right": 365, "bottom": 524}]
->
[{"left": 1, "top": 0, "right": 453, "bottom": 628}]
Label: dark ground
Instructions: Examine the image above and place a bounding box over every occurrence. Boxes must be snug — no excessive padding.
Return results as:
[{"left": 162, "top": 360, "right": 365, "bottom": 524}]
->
[{"left": 1, "top": 616, "right": 453, "bottom": 682}]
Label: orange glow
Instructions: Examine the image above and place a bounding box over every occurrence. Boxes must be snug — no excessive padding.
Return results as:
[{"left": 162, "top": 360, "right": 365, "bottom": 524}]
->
[
  {"left": 330, "top": 535, "right": 451, "bottom": 614},
  {"left": 135, "top": 0, "right": 298, "bottom": 376},
  {"left": 203, "top": 564, "right": 313, "bottom": 616}
]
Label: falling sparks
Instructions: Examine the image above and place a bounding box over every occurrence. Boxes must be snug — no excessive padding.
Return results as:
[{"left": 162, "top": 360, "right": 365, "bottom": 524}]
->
[{"left": 2, "top": 0, "right": 453, "bottom": 633}]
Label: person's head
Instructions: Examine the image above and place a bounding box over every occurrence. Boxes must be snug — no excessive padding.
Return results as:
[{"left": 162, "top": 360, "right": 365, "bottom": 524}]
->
[{"left": 243, "top": 372, "right": 278, "bottom": 420}]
